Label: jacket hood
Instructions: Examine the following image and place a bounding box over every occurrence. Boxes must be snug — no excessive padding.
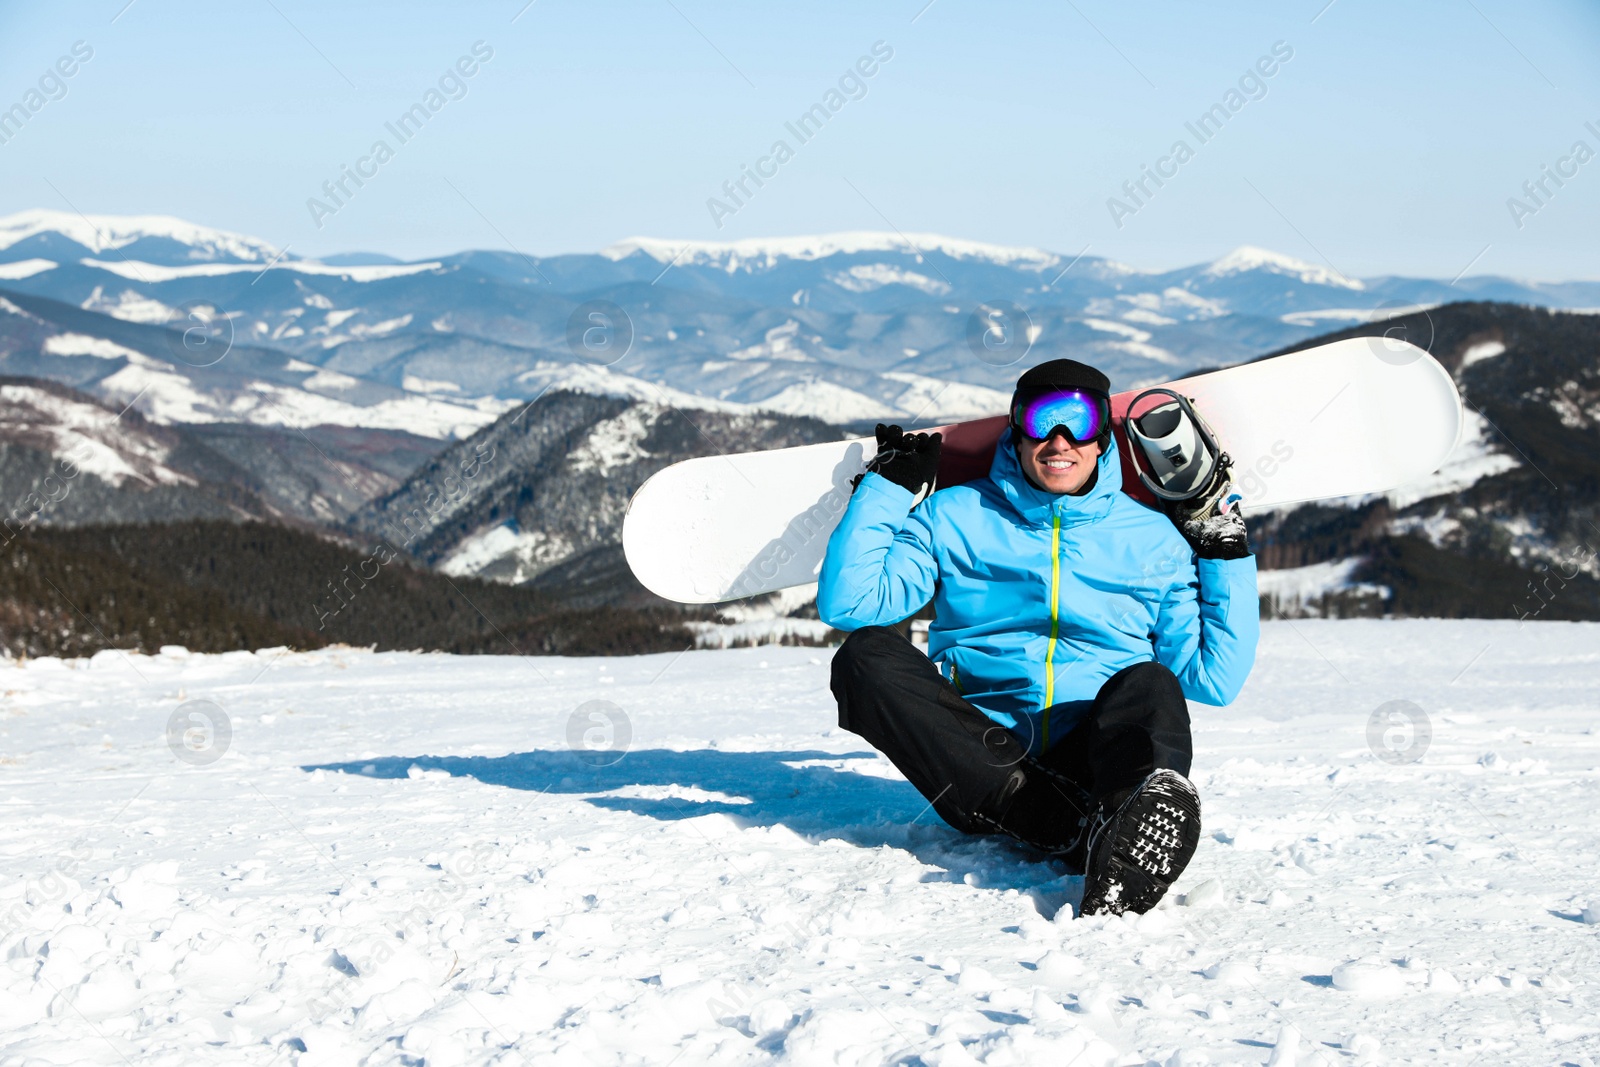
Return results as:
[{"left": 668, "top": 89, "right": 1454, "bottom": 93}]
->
[{"left": 990, "top": 426, "right": 1123, "bottom": 529}]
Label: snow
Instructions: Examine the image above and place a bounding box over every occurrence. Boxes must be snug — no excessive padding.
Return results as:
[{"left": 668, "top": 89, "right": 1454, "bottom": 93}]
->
[
  {"left": 0, "top": 258, "right": 56, "bottom": 279},
  {"left": 566, "top": 406, "right": 657, "bottom": 475},
  {"left": 828, "top": 264, "right": 951, "bottom": 296},
  {"left": 753, "top": 381, "right": 889, "bottom": 423},
  {"left": 1120, "top": 308, "right": 1177, "bottom": 326},
  {"left": 439, "top": 525, "right": 570, "bottom": 582},
  {"left": 880, "top": 372, "right": 1009, "bottom": 423},
  {"left": 688, "top": 617, "right": 835, "bottom": 648},
  {"left": 1203, "top": 246, "right": 1365, "bottom": 291},
  {"left": 601, "top": 232, "right": 1062, "bottom": 271},
  {"left": 349, "top": 314, "right": 414, "bottom": 338},
  {"left": 1387, "top": 509, "right": 1462, "bottom": 547},
  {"left": 1279, "top": 308, "right": 1379, "bottom": 327},
  {"left": 0, "top": 383, "right": 192, "bottom": 488},
  {"left": 42, "top": 333, "right": 145, "bottom": 360},
  {"left": 1083, "top": 318, "right": 1152, "bottom": 343},
  {"left": 735, "top": 373, "right": 1007, "bottom": 427},
  {"left": 80, "top": 259, "right": 443, "bottom": 283},
  {"left": 692, "top": 585, "right": 836, "bottom": 649},
  {"left": 97, "top": 360, "right": 516, "bottom": 439},
  {"left": 1280, "top": 304, "right": 1440, "bottom": 329},
  {"left": 80, "top": 286, "right": 177, "bottom": 324},
  {"left": 301, "top": 369, "right": 363, "bottom": 392},
  {"left": 1460, "top": 340, "right": 1507, "bottom": 368},
  {"left": 1256, "top": 557, "right": 1389, "bottom": 613},
  {"left": 0, "top": 208, "right": 284, "bottom": 263},
  {"left": 402, "top": 375, "right": 463, "bottom": 395},
  {"left": 726, "top": 320, "right": 810, "bottom": 363},
  {"left": 1, "top": 620, "right": 1598, "bottom": 1064},
  {"left": 512, "top": 364, "right": 750, "bottom": 416},
  {"left": 1111, "top": 288, "right": 1229, "bottom": 322},
  {"left": 1158, "top": 287, "right": 1229, "bottom": 318},
  {"left": 97, "top": 361, "right": 223, "bottom": 425},
  {"left": 1105, "top": 339, "right": 1182, "bottom": 367}
]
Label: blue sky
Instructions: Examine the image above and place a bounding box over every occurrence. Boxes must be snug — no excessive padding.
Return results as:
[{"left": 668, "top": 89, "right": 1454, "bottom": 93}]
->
[{"left": 1, "top": 0, "right": 1597, "bottom": 278}]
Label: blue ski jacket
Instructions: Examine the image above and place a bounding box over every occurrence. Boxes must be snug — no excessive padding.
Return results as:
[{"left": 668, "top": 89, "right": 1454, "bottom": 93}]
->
[{"left": 818, "top": 429, "right": 1259, "bottom": 755}]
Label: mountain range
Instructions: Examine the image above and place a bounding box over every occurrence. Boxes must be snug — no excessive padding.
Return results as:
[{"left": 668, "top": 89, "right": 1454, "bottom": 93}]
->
[
  {"left": 5, "top": 208, "right": 1600, "bottom": 434},
  {"left": 2, "top": 208, "right": 1598, "bottom": 644}
]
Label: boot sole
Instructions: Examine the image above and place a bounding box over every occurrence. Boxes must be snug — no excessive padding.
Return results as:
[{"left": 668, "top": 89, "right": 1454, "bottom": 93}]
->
[{"left": 1079, "top": 770, "right": 1200, "bottom": 916}]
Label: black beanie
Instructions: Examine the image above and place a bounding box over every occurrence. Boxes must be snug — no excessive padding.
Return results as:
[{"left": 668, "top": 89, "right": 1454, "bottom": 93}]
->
[{"left": 1012, "top": 358, "right": 1111, "bottom": 399}]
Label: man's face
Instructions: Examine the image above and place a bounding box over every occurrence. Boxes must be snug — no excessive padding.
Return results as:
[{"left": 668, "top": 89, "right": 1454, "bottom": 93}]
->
[{"left": 1018, "top": 431, "right": 1101, "bottom": 494}]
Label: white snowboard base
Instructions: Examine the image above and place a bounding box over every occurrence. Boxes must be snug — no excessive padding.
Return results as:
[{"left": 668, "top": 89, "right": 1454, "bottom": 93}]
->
[{"left": 624, "top": 338, "right": 1463, "bottom": 605}]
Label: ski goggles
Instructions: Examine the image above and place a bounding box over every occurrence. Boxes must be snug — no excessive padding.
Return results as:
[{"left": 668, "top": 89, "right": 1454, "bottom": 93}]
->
[{"left": 1010, "top": 387, "right": 1110, "bottom": 444}]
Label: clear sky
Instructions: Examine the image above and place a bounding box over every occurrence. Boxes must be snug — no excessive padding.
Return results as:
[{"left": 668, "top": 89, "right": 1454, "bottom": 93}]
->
[{"left": 1, "top": 0, "right": 1597, "bottom": 279}]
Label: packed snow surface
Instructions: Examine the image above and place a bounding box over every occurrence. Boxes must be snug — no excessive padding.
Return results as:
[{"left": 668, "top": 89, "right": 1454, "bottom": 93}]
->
[{"left": 2, "top": 620, "right": 1598, "bottom": 1065}]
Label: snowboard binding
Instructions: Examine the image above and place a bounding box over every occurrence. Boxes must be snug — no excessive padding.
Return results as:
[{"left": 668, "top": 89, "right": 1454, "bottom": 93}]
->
[
  {"left": 1124, "top": 388, "right": 1239, "bottom": 517},
  {"left": 1126, "top": 389, "right": 1250, "bottom": 559}
]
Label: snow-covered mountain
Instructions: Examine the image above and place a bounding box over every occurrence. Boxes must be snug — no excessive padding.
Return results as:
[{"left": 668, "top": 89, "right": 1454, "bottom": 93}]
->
[
  {"left": 4, "top": 211, "right": 1599, "bottom": 622},
  {"left": 346, "top": 390, "right": 849, "bottom": 603},
  {"left": 357, "top": 302, "right": 1600, "bottom": 621},
  {"left": 599, "top": 231, "right": 1067, "bottom": 271},
  {"left": 0, "top": 374, "right": 447, "bottom": 528},
  {"left": 6, "top": 210, "right": 1600, "bottom": 435},
  {"left": 0, "top": 377, "right": 281, "bottom": 526},
  {"left": 0, "top": 208, "right": 285, "bottom": 266},
  {"left": 0, "top": 289, "right": 515, "bottom": 440}
]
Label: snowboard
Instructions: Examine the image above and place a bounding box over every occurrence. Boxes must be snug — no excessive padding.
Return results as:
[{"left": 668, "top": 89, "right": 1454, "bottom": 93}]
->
[{"left": 623, "top": 337, "right": 1463, "bottom": 605}]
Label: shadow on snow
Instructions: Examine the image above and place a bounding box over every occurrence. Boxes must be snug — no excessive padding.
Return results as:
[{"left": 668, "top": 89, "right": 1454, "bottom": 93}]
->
[{"left": 302, "top": 747, "right": 1078, "bottom": 903}]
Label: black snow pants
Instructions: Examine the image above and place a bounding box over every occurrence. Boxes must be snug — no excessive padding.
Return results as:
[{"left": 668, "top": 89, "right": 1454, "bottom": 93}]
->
[{"left": 830, "top": 625, "right": 1192, "bottom": 859}]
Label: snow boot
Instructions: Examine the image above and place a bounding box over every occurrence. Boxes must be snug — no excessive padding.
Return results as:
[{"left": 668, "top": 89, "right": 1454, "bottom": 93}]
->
[
  {"left": 1079, "top": 769, "right": 1201, "bottom": 917},
  {"left": 966, "top": 757, "right": 1097, "bottom": 862}
]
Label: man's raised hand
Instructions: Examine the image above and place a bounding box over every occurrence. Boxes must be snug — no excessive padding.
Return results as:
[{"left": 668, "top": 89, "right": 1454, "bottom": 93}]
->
[{"left": 856, "top": 423, "right": 942, "bottom": 504}]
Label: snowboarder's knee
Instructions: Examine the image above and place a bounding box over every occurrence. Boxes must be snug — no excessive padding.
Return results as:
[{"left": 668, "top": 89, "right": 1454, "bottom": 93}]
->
[
  {"left": 1104, "top": 660, "right": 1187, "bottom": 710},
  {"left": 832, "top": 625, "right": 904, "bottom": 674}
]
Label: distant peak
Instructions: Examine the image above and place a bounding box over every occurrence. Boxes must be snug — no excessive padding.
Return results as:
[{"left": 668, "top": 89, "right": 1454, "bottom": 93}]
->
[
  {"left": 1204, "top": 245, "right": 1364, "bottom": 290},
  {"left": 0, "top": 208, "right": 287, "bottom": 264},
  {"left": 600, "top": 232, "right": 1064, "bottom": 271}
]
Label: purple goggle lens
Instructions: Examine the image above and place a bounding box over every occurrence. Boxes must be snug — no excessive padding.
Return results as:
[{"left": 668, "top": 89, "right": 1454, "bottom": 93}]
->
[{"left": 1012, "top": 388, "right": 1109, "bottom": 444}]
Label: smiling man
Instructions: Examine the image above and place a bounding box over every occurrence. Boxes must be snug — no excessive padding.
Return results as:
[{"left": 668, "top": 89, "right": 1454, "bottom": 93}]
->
[{"left": 818, "top": 358, "right": 1259, "bottom": 915}]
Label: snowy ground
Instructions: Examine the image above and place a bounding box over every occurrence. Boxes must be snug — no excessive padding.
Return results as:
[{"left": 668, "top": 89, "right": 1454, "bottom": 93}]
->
[{"left": 2, "top": 620, "right": 1598, "bottom": 1066}]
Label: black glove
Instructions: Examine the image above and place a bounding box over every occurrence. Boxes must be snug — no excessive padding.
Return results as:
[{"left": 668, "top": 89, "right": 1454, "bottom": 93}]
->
[
  {"left": 1164, "top": 493, "right": 1251, "bottom": 560},
  {"left": 854, "top": 423, "right": 942, "bottom": 504}
]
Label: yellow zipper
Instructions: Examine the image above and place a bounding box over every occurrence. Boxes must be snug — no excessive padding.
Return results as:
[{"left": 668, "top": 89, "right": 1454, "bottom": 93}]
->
[{"left": 1042, "top": 512, "right": 1061, "bottom": 748}]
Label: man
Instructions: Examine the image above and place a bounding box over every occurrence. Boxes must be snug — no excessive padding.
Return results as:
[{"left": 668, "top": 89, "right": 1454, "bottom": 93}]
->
[{"left": 818, "top": 358, "right": 1259, "bottom": 916}]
